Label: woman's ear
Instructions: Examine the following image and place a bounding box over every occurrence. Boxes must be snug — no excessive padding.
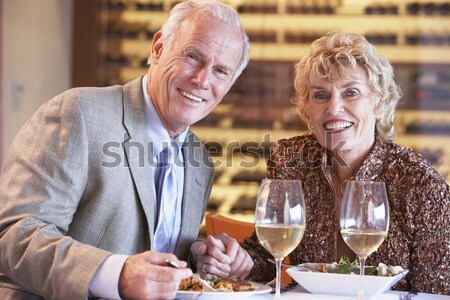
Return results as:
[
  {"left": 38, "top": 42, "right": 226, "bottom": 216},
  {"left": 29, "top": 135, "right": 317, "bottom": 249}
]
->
[{"left": 151, "top": 31, "right": 164, "bottom": 64}]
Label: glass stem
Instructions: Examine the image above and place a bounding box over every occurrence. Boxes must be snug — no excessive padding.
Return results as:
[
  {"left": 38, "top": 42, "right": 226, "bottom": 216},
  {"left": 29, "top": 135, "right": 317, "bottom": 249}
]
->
[
  {"left": 274, "top": 257, "right": 283, "bottom": 300},
  {"left": 358, "top": 256, "right": 366, "bottom": 300}
]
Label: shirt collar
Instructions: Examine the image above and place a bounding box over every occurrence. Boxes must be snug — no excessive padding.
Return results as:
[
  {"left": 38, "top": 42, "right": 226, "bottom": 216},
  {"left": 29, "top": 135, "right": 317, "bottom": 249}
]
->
[{"left": 142, "top": 75, "right": 188, "bottom": 159}]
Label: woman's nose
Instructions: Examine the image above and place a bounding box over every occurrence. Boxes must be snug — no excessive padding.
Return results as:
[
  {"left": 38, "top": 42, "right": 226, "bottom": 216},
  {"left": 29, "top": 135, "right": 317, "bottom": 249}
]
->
[{"left": 327, "top": 94, "right": 344, "bottom": 115}]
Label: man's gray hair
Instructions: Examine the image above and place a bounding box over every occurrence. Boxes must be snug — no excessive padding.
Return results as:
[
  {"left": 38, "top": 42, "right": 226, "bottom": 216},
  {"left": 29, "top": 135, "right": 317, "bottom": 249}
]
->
[{"left": 149, "top": 0, "right": 250, "bottom": 82}]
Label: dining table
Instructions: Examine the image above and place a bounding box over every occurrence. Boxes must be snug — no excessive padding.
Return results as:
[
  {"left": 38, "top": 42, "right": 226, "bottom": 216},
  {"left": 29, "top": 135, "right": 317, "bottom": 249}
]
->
[
  {"left": 177, "top": 285, "right": 450, "bottom": 300},
  {"left": 248, "top": 286, "right": 449, "bottom": 300}
]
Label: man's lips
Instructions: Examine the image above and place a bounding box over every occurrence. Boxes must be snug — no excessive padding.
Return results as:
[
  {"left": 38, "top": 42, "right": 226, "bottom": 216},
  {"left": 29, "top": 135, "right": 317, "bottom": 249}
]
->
[
  {"left": 178, "top": 89, "right": 205, "bottom": 103},
  {"left": 323, "top": 121, "right": 354, "bottom": 132}
]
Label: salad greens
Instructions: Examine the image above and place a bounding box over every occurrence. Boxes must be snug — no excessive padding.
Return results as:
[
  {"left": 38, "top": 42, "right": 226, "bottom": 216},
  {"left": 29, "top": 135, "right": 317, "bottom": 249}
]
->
[{"left": 326, "top": 256, "right": 377, "bottom": 275}]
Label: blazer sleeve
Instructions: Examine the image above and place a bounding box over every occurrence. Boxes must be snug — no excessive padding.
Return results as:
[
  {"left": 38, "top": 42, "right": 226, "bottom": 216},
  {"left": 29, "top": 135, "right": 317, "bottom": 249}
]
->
[{"left": 0, "top": 91, "right": 111, "bottom": 300}]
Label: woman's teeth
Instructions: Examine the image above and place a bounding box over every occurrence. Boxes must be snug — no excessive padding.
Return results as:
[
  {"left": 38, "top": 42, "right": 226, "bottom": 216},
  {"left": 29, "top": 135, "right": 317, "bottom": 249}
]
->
[
  {"left": 325, "top": 121, "right": 353, "bottom": 131},
  {"left": 180, "top": 90, "right": 203, "bottom": 102}
]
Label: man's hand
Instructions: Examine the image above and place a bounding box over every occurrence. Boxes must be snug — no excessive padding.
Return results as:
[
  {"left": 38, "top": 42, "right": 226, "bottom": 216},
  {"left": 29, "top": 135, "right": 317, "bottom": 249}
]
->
[
  {"left": 190, "top": 234, "right": 254, "bottom": 280},
  {"left": 118, "top": 251, "right": 192, "bottom": 300}
]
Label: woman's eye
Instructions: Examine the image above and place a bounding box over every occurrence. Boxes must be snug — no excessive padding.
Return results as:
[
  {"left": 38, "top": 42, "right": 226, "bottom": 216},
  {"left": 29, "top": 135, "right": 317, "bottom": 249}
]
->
[
  {"left": 313, "top": 92, "right": 327, "bottom": 100},
  {"left": 345, "top": 89, "right": 359, "bottom": 97}
]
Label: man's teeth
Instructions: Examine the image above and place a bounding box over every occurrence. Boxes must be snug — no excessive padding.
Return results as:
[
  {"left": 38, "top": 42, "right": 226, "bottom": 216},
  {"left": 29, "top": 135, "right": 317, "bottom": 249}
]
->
[
  {"left": 180, "top": 90, "right": 203, "bottom": 102},
  {"left": 325, "top": 122, "right": 353, "bottom": 131}
]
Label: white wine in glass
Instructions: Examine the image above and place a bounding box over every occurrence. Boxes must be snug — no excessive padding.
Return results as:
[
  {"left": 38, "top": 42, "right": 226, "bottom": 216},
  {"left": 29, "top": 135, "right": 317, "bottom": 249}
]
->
[
  {"left": 340, "top": 180, "right": 389, "bottom": 300},
  {"left": 255, "top": 179, "right": 306, "bottom": 300}
]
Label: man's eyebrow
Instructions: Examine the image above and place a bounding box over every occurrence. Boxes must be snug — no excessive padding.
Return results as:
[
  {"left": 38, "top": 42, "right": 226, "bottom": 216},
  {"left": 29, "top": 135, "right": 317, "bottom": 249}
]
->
[{"left": 187, "top": 47, "right": 234, "bottom": 73}]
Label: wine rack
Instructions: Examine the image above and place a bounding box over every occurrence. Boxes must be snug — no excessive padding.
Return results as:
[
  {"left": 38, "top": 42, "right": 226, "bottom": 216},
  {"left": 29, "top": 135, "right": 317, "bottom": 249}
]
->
[{"left": 73, "top": 0, "right": 450, "bottom": 224}]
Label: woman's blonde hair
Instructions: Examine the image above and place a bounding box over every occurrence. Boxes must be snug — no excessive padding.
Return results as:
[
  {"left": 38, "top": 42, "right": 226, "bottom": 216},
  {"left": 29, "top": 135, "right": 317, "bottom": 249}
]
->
[{"left": 293, "top": 32, "right": 403, "bottom": 141}]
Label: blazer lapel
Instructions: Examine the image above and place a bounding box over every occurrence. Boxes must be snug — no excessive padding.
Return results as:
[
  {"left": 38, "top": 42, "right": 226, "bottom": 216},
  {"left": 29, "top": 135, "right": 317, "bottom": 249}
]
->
[
  {"left": 175, "top": 132, "right": 209, "bottom": 257},
  {"left": 122, "top": 77, "right": 156, "bottom": 245}
]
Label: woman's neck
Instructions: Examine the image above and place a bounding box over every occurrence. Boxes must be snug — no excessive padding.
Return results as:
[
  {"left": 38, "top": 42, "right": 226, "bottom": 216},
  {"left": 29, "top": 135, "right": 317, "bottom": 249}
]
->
[
  {"left": 328, "top": 138, "right": 376, "bottom": 183},
  {"left": 328, "top": 150, "right": 362, "bottom": 183}
]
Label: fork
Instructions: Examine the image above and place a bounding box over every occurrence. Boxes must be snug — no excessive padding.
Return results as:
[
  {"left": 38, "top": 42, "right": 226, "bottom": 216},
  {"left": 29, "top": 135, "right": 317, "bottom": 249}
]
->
[{"left": 165, "top": 260, "right": 217, "bottom": 292}]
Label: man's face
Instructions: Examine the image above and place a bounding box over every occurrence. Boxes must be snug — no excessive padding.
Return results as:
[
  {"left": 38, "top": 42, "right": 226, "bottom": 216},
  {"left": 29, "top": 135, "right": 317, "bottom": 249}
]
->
[{"left": 148, "top": 14, "right": 244, "bottom": 137}]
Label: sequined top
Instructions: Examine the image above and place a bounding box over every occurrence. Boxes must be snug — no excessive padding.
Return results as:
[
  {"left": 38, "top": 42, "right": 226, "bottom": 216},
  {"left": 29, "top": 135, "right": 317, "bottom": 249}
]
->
[{"left": 241, "top": 134, "right": 450, "bottom": 295}]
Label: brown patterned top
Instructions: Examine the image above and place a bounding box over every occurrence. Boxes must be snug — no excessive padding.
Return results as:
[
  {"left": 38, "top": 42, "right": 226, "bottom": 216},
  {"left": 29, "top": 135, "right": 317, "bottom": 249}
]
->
[{"left": 241, "top": 133, "right": 450, "bottom": 295}]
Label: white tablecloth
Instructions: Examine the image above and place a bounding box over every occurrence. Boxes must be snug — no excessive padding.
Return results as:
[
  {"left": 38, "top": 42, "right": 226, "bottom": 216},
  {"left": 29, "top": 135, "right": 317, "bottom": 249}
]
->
[
  {"left": 247, "top": 286, "right": 449, "bottom": 300},
  {"left": 181, "top": 286, "right": 450, "bottom": 300}
]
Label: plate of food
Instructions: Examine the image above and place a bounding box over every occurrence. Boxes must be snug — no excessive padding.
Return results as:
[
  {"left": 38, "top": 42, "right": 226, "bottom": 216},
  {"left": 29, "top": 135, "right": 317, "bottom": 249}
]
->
[
  {"left": 176, "top": 275, "right": 271, "bottom": 299},
  {"left": 286, "top": 257, "right": 408, "bottom": 298}
]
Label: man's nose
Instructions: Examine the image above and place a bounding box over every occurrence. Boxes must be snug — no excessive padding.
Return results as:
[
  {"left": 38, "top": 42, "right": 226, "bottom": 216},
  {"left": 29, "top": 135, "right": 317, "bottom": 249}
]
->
[{"left": 192, "top": 67, "right": 211, "bottom": 89}]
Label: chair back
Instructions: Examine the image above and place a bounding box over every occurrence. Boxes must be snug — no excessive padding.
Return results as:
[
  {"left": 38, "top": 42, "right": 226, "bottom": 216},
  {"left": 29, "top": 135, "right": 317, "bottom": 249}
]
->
[{"left": 205, "top": 212, "right": 254, "bottom": 243}]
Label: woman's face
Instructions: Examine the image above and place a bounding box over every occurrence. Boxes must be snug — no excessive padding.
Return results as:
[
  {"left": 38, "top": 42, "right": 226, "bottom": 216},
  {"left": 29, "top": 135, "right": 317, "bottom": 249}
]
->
[{"left": 307, "top": 66, "right": 378, "bottom": 158}]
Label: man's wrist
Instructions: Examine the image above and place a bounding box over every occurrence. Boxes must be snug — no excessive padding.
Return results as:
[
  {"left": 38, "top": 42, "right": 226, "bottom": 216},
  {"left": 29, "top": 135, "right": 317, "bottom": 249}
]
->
[{"left": 89, "top": 254, "right": 129, "bottom": 300}]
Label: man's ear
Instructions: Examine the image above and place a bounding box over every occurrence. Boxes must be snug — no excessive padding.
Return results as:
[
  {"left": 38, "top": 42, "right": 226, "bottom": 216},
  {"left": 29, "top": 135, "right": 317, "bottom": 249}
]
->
[{"left": 151, "top": 31, "right": 164, "bottom": 64}]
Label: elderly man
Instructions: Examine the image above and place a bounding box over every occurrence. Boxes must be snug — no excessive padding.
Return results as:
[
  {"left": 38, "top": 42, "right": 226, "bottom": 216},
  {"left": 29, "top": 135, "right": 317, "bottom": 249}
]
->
[{"left": 0, "top": 0, "right": 250, "bottom": 299}]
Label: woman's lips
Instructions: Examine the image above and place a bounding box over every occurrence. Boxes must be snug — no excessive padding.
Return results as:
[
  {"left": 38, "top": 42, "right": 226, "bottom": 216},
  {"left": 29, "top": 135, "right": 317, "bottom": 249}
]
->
[{"left": 323, "top": 121, "right": 354, "bottom": 132}]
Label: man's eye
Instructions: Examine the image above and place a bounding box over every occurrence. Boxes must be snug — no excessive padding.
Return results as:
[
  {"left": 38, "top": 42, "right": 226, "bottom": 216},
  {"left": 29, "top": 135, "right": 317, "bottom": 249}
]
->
[
  {"left": 216, "top": 68, "right": 228, "bottom": 76},
  {"left": 187, "top": 54, "right": 198, "bottom": 61}
]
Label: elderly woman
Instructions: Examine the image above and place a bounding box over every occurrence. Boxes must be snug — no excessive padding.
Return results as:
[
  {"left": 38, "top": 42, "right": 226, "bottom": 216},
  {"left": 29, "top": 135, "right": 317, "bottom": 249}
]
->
[{"left": 191, "top": 32, "right": 449, "bottom": 295}]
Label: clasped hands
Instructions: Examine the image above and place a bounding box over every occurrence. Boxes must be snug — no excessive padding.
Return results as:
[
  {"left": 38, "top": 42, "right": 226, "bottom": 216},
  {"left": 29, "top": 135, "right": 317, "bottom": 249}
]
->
[{"left": 190, "top": 233, "right": 254, "bottom": 280}]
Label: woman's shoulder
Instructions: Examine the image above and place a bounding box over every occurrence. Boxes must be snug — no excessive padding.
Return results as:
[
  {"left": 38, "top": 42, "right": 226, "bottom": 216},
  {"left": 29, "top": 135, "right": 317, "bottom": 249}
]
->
[
  {"left": 381, "top": 141, "right": 448, "bottom": 186},
  {"left": 383, "top": 141, "right": 432, "bottom": 168},
  {"left": 271, "top": 134, "right": 323, "bottom": 158},
  {"left": 274, "top": 133, "right": 320, "bottom": 148},
  {"left": 267, "top": 133, "right": 325, "bottom": 171}
]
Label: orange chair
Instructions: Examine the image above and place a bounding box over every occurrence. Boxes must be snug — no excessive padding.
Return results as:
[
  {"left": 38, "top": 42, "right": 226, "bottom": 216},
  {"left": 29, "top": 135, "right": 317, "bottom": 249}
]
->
[
  {"left": 204, "top": 212, "right": 292, "bottom": 284},
  {"left": 205, "top": 212, "right": 254, "bottom": 243}
]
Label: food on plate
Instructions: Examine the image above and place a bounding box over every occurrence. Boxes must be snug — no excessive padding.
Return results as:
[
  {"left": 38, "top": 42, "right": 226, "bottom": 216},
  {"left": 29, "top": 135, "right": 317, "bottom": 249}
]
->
[
  {"left": 179, "top": 275, "right": 204, "bottom": 291},
  {"left": 376, "top": 263, "right": 405, "bottom": 276},
  {"left": 214, "top": 278, "right": 254, "bottom": 292},
  {"left": 178, "top": 275, "right": 255, "bottom": 292},
  {"left": 300, "top": 257, "right": 406, "bottom": 276}
]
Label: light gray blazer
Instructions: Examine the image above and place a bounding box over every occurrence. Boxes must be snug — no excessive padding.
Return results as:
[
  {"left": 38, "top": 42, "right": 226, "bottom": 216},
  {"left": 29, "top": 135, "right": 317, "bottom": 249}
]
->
[{"left": 0, "top": 77, "right": 214, "bottom": 299}]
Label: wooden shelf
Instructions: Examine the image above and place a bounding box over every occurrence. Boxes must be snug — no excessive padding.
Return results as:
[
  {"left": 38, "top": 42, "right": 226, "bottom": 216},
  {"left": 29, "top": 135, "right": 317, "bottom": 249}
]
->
[{"left": 73, "top": 0, "right": 450, "bottom": 219}]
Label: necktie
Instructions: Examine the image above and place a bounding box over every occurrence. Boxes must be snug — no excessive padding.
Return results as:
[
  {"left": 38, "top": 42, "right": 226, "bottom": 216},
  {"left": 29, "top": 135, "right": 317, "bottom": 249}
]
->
[{"left": 153, "top": 143, "right": 178, "bottom": 253}]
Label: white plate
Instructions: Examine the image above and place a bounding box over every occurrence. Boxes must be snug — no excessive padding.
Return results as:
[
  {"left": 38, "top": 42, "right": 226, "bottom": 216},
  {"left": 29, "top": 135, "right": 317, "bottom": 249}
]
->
[
  {"left": 176, "top": 282, "right": 271, "bottom": 299},
  {"left": 287, "top": 266, "right": 408, "bottom": 298}
]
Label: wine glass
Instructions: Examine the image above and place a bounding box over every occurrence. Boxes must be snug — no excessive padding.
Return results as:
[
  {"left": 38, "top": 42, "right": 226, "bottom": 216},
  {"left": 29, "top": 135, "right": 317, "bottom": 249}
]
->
[
  {"left": 340, "top": 180, "right": 389, "bottom": 300},
  {"left": 255, "top": 179, "right": 306, "bottom": 300}
]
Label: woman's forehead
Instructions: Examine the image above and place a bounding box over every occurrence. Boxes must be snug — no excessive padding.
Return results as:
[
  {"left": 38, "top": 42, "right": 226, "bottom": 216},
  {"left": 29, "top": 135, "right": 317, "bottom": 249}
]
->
[{"left": 309, "top": 65, "right": 367, "bottom": 86}]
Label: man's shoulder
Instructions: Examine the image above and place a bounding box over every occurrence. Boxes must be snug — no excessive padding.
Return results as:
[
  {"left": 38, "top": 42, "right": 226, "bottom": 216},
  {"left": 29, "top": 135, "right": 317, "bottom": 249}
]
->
[
  {"left": 60, "top": 77, "right": 142, "bottom": 106},
  {"left": 63, "top": 84, "right": 123, "bottom": 104}
]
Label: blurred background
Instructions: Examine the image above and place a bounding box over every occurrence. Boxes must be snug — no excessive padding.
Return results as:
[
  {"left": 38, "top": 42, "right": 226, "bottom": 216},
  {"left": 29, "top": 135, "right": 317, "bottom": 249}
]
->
[{"left": 1, "top": 0, "right": 450, "bottom": 226}]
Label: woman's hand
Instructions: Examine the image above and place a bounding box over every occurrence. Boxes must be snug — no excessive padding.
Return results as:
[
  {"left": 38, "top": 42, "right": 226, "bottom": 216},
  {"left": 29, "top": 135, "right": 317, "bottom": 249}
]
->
[{"left": 190, "top": 234, "right": 254, "bottom": 280}]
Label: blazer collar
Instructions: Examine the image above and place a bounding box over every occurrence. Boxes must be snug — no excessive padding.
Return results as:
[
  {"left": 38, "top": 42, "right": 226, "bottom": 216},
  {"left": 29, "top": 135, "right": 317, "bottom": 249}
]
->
[
  {"left": 121, "top": 77, "right": 209, "bottom": 253},
  {"left": 122, "top": 77, "right": 157, "bottom": 246}
]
